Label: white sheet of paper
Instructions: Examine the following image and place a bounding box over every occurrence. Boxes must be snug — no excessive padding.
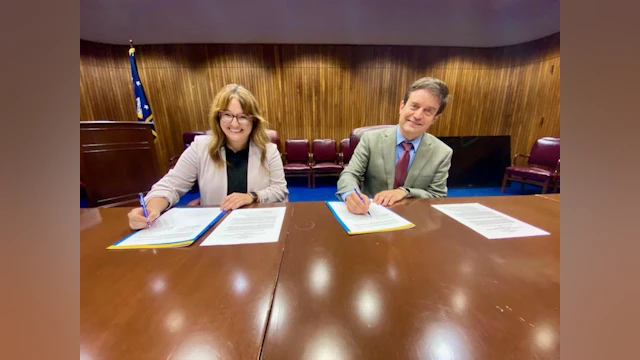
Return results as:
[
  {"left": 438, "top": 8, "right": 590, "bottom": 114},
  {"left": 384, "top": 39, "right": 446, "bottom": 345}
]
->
[
  {"left": 113, "top": 207, "right": 223, "bottom": 247},
  {"left": 431, "top": 203, "right": 550, "bottom": 239},
  {"left": 326, "top": 201, "right": 414, "bottom": 234},
  {"left": 200, "top": 207, "right": 286, "bottom": 246}
]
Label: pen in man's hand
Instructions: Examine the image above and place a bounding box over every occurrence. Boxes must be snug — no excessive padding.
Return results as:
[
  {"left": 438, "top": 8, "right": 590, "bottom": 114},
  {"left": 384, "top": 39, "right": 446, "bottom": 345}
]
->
[{"left": 353, "top": 188, "right": 372, "bottom": 217}]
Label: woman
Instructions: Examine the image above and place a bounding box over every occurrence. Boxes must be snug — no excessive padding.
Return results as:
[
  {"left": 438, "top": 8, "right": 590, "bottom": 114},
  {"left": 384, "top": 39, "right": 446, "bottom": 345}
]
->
[{"left": 127, "top": 84, "right": 288, "bottom": 230}]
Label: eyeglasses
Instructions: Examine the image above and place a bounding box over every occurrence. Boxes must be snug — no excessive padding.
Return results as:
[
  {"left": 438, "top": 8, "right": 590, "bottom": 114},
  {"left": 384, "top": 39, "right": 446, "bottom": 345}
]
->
[{"left": 219, "top": 111, "right": 253, "bottom": 125}]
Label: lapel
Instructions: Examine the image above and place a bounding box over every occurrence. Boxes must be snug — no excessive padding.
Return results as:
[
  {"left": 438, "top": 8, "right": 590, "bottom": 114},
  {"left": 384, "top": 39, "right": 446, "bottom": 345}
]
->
[
  {"left": 219, "top": 146, "right": 228, "bottom": 196},
  {"left": 247, "top": 141, "right": 260, "bottom": 191},
  {"left": 404, "top": 133, "right": 431, "bottom": 187},
  {"left": 382, "top": 127, "right": 397, "bottom": 189}
]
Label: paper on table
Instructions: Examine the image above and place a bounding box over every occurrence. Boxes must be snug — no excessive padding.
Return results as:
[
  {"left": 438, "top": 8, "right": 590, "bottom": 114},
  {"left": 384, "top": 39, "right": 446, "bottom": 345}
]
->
[
  {"left": 326, "top": 201, "right": 414, "bottom": 235},
  {"left": 431, "top": 203, "right": 550, "bottom": 239},
  {"left": 200, "top": 207, "right": 286, "bottom": 246},
  {"left": 109, "top": 207, "right": 224, "bottom": 249}
]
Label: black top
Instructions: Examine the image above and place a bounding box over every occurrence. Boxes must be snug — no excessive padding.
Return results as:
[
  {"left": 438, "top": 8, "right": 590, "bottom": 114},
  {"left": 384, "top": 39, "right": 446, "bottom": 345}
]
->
[{"left": 225, "top": 144, "right": 249, "bottom": 195}]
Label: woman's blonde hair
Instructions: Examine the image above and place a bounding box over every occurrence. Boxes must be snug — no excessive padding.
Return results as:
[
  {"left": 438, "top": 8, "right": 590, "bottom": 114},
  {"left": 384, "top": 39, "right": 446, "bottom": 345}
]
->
[{"left": 207, "top": 84, "right": 270, "bottom": 167}]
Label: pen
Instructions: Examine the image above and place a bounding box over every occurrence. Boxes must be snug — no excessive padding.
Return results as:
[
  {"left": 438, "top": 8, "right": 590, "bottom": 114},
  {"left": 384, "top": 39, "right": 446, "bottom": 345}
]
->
[
  {"left": 353, "top": 188, "right": 372, "bottom": 217},
  {"left": 139, "top": 192, "right": 151, "bottom": 227}
]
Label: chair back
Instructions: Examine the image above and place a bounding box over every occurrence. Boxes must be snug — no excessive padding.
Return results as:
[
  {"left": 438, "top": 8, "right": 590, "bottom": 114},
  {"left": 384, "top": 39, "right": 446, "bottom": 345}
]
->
[
  {"left": 529, "top": 137, "right": 560, "bottom": 168},
  {"left": 265, "top": 129, "right": 280, "bottom": 151},
  {"left": 312, "top": 139, "right": 337, "bottom": 163},
  {"left": 349, "top": 125, "right": 396, "bottom": 155},
  {"left": 183, "top": 131, "right": 207, "bottom": 150},
  {"left": 340, "top": 138, "right": 351, "bottom": 163},
  {"left": 284, "top": 139, "right": 310, "bottom": 163}
]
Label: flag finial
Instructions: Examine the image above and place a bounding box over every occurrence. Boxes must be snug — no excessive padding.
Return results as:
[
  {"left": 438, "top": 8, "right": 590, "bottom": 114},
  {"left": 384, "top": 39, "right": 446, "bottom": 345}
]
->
[{"left": 129, "top": 39, "right": 134, "bottom": 48}]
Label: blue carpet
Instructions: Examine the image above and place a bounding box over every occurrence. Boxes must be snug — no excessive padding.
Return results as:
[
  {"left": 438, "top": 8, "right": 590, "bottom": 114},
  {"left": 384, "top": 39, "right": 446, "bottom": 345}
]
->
[
  {"left": 285, "top": 177, "right": 546, "bottom": 202},
  {"left": 174, "top": 190, "right": 201, "bottom": 206},
  {"left": 448, "top": 183, "right": 542, "bottom": 197},
  {"left": 80, "top": 179, "right": 551, "bottom": 207}
]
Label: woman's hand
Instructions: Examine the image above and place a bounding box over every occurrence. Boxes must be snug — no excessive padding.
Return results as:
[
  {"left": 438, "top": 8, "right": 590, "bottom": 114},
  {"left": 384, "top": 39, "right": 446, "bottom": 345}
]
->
[
  {"left": 127, "top": 207, "right": 160, "bottom": 230},
  {"left": 127, "top": 197, "right": 168, "bottom": 230},
  {"left": 220, "top": 193, "right": 255, "bottom": 211}
]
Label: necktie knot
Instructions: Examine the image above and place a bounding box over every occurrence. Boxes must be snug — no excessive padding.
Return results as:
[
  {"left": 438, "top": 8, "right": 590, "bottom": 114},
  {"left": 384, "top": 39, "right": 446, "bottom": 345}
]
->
[{"left": 401, "top": 141, "right": 413, "bottom": 152}]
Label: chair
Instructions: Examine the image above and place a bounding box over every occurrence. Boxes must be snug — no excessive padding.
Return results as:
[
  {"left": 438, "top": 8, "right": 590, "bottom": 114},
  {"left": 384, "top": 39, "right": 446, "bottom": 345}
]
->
[
  {"left": 183, "top": 131, "right": 207, "bottom": 149},
  {"left": 349, "top": 125, "right": 396, "bottom": 156},
  {"left": 311, "top": 139, "right": 343, "bottom": 187},
  {"left": 501, "top": 137, "right": 560, "bottom": 194},
  {"left": 339, "top": 138, "right": 351, "bottom": 168},
  {"left": 169, "top": 131, "right": 207, "bottom": 168},
  {"left": 552, "top": 168, "right": 560, "bottom": 193},
  {"left": 283, "top": 139, "right": 312, "bottom": 188},
  {"left": 265, "top": 129, "right": 281, "bottom": 152}
]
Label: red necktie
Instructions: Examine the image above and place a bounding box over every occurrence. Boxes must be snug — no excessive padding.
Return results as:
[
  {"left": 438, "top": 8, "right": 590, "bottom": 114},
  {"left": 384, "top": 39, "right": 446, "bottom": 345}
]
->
[{"left": 394, "top": 141, "right": 413, "bottom": 188}]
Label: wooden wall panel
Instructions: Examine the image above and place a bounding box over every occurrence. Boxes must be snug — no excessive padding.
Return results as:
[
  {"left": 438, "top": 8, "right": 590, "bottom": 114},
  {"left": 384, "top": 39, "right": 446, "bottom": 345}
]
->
[{"left": 80, "top": 34, "right": 560, "bottom": 174}]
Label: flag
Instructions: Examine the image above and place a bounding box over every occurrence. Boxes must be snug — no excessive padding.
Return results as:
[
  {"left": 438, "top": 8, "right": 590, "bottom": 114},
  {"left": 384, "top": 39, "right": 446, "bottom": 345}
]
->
[{"left": 129, "top": 46, "right": 157, "bottom": 139}]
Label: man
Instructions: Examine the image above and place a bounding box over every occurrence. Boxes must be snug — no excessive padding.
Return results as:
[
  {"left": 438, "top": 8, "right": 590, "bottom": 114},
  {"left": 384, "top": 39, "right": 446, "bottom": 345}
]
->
[{"left": 336, "top": 77, "right": 453, "bottom": 215}]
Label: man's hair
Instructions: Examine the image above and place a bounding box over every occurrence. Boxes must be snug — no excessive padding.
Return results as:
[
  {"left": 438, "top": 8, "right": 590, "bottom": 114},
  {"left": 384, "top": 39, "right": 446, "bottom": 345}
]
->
[{"left": 403, "top": 77, "right": 450, "bottom": 115}]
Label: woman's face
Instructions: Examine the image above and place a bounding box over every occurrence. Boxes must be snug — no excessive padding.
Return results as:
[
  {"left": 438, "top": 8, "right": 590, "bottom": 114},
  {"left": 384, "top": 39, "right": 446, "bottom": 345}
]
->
[{"left": 219, "top": 98, "right": 253, "bottom": 145}]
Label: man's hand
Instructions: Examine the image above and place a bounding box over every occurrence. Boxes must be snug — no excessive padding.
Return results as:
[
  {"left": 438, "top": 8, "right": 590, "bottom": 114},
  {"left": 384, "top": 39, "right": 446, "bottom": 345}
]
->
[
  {"left": 373, "top": 188, "right": 407, "bottom": 206},
  {"left": 345, "top": 191, "right": 371, "bottom": 215}
]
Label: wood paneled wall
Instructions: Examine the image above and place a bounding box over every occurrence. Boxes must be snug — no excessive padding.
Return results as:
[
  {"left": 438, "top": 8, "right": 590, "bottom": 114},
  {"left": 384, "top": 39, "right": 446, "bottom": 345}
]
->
[{"left": 81, "top": 34, "right": 560, "bottom": 174}]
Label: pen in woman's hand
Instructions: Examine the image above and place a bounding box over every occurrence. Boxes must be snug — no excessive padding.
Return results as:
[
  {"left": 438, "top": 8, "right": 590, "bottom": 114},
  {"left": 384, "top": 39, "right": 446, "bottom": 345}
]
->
[{"left": 139, "top": 192, "right": 151, "bottom": 227}]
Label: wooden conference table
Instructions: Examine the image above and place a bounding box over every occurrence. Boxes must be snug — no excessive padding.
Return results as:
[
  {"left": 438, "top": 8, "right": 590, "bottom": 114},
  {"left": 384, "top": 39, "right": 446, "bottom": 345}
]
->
[
  {"left": 81, "top": 195, "right": 559, "bottom": 359},
  {"left": 536, "top": 193, "right": 561, "bottom": 203}
]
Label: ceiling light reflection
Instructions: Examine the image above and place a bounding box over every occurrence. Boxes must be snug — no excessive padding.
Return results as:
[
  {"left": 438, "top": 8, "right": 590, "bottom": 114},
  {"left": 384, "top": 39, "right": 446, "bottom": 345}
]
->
[
  {"left": 415, "top": 321, "right": 471, "bottom": 360},
  {"left": 355, "top": 280, "right": 382, "bottom": 328},
  {"left": 452, "top": 290, "right": 467, "bottom": 314},
  {"left": 387, "top": 264, "right": 398, "bottom": 282},
  {"left": 165, "top": 309, "right": 185, "bottom": 333},
  {"left": 534, "top": 323, "right": 557, "bottom": 351},
  {"left": 150, "top": 276, "right": 166, "bottom": 294},
  {"left": 232, "top": 271, "right": 249, "bottom": 295},
  {"left": 309, "top": 259, "right": 331, "bottom": 295},
  {"left": 303, "top": 326, "right": 349, "bottom": 360}
]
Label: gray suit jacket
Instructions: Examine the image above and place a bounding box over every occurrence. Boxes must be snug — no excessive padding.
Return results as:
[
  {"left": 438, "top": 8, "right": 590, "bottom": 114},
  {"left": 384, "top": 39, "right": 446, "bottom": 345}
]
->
[{"left": 336, "top": 126, "right": 453, "bottom": 199}]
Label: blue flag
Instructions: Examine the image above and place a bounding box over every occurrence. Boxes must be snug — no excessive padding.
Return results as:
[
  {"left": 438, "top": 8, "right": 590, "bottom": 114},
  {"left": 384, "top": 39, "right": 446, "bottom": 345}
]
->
[{"left": 129, "top": 47, "right": 157, "bottom": 139}]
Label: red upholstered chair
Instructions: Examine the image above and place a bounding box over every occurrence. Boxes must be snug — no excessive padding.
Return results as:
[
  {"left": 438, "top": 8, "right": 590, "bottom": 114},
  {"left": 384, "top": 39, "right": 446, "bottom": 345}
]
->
[
  {"left": 283, "top": 139, "right": 312, "bottom": 188},
  {"left": 339, "top": 138, "right": 351, "bottom": 168},
  {"left": 349, "top": 125, "right": 396, "bottom": 156},
  {"left": 501, "top": 137, "right": 560, "bottom": 194},
  {"left": 183, "top": 131, "right": 207, "bottom": 149},
  {"left": 169, "top": 131, "right": 207, "bottom": 168},
  {"left": 552, "top": 168, "right": 560, "bottom": 193},
  {"left": 265, "top": 129, "right": 281, "bottom": 152},
  {"left": 311, "top": 139, "right": 343, "bottom": 187}
]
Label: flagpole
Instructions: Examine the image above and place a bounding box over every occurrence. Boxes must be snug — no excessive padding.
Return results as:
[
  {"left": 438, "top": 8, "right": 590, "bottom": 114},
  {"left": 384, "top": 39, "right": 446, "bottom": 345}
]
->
[{"left": 128, "top": 39, "right": 157, "bottom": 139}]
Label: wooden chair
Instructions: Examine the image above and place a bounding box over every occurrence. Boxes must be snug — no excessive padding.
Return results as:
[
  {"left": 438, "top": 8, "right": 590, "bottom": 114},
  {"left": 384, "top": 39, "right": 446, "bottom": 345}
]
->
[{"left": 501, "top": 137, "right": 560, "bottom": 194}]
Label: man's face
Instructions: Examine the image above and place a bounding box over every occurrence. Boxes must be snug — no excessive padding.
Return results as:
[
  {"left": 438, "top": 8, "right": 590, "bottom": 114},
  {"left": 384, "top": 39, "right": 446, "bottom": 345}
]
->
[{"left": 398, "top": 89, "right": 442, "bottom": 140}]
